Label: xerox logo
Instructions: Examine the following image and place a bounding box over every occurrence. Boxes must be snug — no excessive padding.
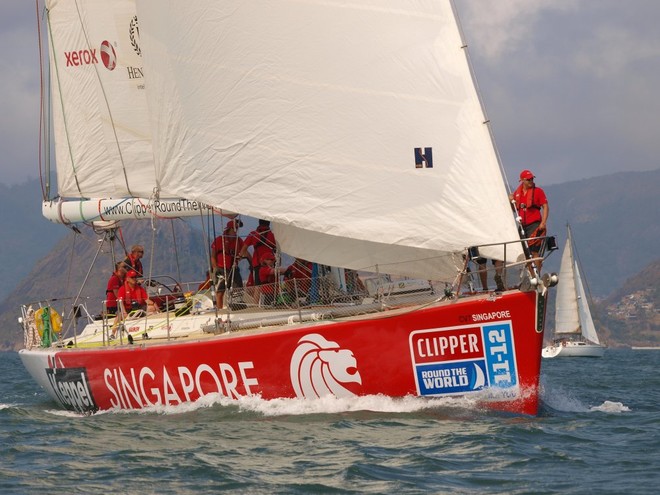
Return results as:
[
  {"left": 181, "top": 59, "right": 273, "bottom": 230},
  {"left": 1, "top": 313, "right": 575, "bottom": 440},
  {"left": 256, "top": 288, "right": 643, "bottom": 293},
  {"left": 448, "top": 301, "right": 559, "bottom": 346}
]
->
[
  {"left": 64, "top": 48, "right": 98, "bottom": 67},
  {"left": 100, "top": 41, "right": 117, "bottom": 70},
  {"left": 64, "top": 40, "right": 116, "bottom": 71}
]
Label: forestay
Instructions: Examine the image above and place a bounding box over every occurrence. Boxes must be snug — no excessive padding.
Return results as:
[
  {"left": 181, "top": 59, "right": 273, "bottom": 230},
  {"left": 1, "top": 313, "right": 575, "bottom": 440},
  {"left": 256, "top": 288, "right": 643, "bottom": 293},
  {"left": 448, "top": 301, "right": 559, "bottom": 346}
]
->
[{"left": 136, "top": 0, "right": 523, "bottom": 280}]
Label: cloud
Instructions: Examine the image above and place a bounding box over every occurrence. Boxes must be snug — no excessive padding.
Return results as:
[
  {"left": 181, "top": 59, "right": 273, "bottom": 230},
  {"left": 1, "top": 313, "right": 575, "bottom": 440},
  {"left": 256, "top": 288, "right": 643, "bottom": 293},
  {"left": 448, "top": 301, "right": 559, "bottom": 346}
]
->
[
  {"left": 455, "top": 0, "right": 660, "bottom": 185},
  {"left": 456, "top": 0, "right": 579, "bottom": 61}
]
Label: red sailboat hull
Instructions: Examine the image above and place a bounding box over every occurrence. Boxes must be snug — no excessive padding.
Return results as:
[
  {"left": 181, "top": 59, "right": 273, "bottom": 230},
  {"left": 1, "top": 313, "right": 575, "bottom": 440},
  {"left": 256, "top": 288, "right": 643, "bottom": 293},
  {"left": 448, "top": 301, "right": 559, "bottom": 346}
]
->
[{"left": 20, "top": 290, "right": 546, "bottom": 416}]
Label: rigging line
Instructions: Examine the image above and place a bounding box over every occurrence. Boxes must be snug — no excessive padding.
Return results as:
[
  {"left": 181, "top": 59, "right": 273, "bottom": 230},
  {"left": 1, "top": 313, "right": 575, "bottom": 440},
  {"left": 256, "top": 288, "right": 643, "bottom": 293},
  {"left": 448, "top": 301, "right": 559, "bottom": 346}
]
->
[
  {"left": 46, "top": 61, "right": 53, "bottom": 199},
  {"left": 147, "top": 218, "right": 157, "bottom": 284},
  {"left": 109, "top": 225, "right": 118, "bottom": 269},
  {"left": 170, "top": 219, "right": 183, "bottom": 286},
  {"left": 68, "top": 229, "right": 114, "bottom": 344},
  {"left": 73, "top": 0, "right": 134, "bottom": 197},
  {"left": 208, "top": 210, "right": 221, "bottom": 325},
  {"left": 198, "top": 208, "right": 214, "bottom": 283},
  {"left": 46, "top": 8, "right": 82, "bottom": 195},
  {"left": 35, "top": 0, "right": 47, "bottom": 200},
  {"left": 116, "top": 225, "right": 129, "bottom": 258},
  {"left": 65, "top": 230, "right": 78, "bottom": 308}
]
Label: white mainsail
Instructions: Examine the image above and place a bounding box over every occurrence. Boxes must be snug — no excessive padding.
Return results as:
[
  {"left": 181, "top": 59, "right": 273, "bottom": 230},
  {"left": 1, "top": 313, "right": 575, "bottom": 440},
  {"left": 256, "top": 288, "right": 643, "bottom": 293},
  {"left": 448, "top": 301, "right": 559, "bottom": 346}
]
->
[
  {"left": 43, "top": 0, "right": 224, "bottom": 223},
  {"left": 46, "top": 0, "right": 155, "bottom": 198},
  {"left": 135, "top": 0, "right": 524, "bottom": 280},
  {"left": 554, "top": 226, "right": 600, "bottom": 344}
]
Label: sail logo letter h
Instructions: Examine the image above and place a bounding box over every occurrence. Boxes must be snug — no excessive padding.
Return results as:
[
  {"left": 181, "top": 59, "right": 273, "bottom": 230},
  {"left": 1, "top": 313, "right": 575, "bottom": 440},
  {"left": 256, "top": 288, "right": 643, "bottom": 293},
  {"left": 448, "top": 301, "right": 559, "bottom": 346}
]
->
[{"left": 414, "top": 147, "right": 433, "bottom": 168}]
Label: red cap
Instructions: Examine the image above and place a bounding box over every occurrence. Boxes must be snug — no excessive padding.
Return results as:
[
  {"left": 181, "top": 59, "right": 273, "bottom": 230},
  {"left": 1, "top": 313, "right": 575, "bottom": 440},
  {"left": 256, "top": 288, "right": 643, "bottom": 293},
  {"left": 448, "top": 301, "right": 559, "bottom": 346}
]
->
[
  {"left": 519, "top": 169, "right": 535, "bottom": 180},
  {"left": 225, "top": 219, "right": 243, "bottom": 232},
  {"left": 126, "top": 270, "right": 139, "bottom": 278},
  {"left": 262, "top": 252, "right": 275, "bottom": 262}
]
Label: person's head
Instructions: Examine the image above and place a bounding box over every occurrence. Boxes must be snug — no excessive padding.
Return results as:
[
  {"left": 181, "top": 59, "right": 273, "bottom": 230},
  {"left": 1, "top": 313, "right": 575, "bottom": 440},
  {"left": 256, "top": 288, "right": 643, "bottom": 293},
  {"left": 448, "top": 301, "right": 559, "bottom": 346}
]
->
[
  {"left": 126, "top": 270, "right": 140, "bottom": 284},
  {"left": 224, "top": 219, "right": 243, "bottom": 233},
  {"left": 262, "top": 253, "right": 275, "bottom": 266},
  {"left": 519, "top": 169, "right": 535, "bottom": 185},
  {"left": 131, "top": 245, "right": 144, "bottom": 258},
  {"left": 115, "top": 261, "right": 127, "bottom": 274},
  {"left": 258, "top": 219, "right": 270, "bottom": 228}
]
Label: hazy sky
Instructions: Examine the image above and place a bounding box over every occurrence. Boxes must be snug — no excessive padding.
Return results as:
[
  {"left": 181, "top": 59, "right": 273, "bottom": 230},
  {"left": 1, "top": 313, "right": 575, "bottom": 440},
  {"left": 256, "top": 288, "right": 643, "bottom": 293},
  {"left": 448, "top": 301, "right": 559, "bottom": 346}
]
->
[{"left": 1, "top": 0, "right": 659, "bottom": 187}]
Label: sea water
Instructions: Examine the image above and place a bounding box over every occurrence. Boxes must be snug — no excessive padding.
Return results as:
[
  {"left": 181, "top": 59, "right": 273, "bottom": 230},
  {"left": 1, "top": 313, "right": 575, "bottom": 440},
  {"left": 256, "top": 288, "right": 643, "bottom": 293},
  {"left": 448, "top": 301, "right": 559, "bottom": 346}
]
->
[{"left": 1, "top": 349, "right": 658, "bottom": 494}]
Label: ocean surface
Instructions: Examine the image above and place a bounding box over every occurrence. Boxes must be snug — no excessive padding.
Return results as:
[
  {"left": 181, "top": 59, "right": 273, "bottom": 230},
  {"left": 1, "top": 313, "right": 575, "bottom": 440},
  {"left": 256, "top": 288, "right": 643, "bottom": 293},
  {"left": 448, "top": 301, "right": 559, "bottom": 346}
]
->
[{"left": 1, "top": 348, "right": 658, "bottom": 494}]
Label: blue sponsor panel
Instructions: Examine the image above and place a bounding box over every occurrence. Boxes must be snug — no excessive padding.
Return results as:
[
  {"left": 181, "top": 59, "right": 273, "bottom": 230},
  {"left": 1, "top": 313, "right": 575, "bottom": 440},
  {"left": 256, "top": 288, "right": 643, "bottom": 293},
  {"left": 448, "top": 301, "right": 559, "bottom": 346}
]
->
[
  {"left": 416, "top": 360, "right": 489, "bottom": 396},
  {"left": 482, "top": 323, "right": 517, "bottom": 389}
]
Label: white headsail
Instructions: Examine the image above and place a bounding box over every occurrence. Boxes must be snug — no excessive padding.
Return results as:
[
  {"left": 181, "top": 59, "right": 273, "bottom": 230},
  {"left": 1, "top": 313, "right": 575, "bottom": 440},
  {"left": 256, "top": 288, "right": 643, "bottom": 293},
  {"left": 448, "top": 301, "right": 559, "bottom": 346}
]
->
[
  {"left": 554, "top": 226, "right": 600, "bottom": 344},
  {"left": 133, "top": 0, "right": 523, "bottom": 279},
  {"left": 554, "top": 232, "right": 582, "bottom": 334}
]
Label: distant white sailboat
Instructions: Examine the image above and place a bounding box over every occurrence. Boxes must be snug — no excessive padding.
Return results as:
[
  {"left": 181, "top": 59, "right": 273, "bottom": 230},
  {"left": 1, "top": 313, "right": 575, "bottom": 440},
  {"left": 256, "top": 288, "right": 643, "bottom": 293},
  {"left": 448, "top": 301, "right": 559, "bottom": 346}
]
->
[{"left": 542, "top": 225, "right": 605, "bottom": 358}]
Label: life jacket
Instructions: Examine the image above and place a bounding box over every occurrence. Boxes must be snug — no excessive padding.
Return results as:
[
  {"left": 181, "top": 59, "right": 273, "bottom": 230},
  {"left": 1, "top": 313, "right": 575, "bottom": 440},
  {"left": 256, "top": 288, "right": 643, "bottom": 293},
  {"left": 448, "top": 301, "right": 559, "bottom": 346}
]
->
[
  {"left": 513, "top": 184, "right": 542, "bottom": 211},
  {"left": 256, "top": 228, "right": 276, "bottom": 249}
]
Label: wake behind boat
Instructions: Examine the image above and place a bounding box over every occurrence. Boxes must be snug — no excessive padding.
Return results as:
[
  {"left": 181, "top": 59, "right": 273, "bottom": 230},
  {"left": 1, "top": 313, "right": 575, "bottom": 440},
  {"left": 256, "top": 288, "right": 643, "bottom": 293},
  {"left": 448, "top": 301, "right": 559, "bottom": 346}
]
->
[
  {"left": 542, "top": 225, "right": 605, "bottom": 358},
  {"left": 19, "top": 0, "right": 557, "bottom": 416}
]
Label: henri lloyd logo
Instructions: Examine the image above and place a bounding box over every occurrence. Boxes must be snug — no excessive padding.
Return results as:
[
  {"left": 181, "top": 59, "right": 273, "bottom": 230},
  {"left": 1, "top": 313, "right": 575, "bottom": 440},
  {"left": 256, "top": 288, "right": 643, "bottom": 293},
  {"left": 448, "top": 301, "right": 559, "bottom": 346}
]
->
[
  {"left": 129, "top": 15, "right": 141, "bottom": 56},
  {"left": 414, "top": 147, "right": 433, "bottom": 168},
  {"left": 46, "top": 367, "right": 98, "bottom": 414}
]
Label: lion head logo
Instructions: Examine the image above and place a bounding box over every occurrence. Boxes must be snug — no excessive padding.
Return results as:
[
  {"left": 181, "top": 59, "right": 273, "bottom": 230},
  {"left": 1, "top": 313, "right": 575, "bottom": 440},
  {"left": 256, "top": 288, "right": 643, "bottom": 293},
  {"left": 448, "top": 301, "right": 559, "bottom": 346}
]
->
[{"left": 290, "top": 334, "right": 362, "bottom": 398}]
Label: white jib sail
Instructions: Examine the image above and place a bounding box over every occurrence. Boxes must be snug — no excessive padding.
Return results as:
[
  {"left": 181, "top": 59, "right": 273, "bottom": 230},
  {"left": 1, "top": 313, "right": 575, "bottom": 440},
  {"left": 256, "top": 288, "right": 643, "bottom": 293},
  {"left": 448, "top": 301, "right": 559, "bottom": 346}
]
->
[
  {"left": 136, "top": 0, "right": 523, "bottom": 279},
  {"left": 554, "top": 234, "right": 581, "bottom": 334},
  {"left": 573, "top": 255, "right": 600, "bottom": 344}
]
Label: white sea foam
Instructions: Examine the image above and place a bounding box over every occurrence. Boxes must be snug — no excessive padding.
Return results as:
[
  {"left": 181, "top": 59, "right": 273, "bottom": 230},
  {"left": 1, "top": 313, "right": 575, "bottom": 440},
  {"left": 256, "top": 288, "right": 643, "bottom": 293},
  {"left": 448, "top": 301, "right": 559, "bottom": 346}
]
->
[
  {"left": 589, "top": 401, "right": 631, "bottom": 413},
  {"left": 540, "top": 381, "right": 590, "bottom": 413},
  {"left": 231, "top": 394, "right": 476, "bottom": 417},
  {"left": 541, "top": 383, "right": 631, "bottom": 414},
  {"left": 100, "top": 393, "right": 480, "bottom": 417}
]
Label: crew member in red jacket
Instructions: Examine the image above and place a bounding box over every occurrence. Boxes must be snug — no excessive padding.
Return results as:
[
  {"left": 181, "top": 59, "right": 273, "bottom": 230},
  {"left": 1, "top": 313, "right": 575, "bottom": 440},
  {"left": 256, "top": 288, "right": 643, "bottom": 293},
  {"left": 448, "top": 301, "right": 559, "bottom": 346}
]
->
[
  {"left": 123, "top": 245, "right": 144, "bottom": 277},
  {"left": 283, "top": 258, "right": 313, "bottom": 298},
  {"left": 210, "top": 219, "right": 244, "bottom": 308},
  {"left": 239, "top": 219, "right": 277, "bottom": 286},
  {"left": 258, "top": 252, "right": 282, "bottom": 306},
  {"left": 113, "top": 270, "right": 158, "bottom": 338},
  {"left": 510, "top": 169, "right": 549, "bottom": 271},
  {"left": 105, "top": 261, "right": 127, "bottom": 315}
]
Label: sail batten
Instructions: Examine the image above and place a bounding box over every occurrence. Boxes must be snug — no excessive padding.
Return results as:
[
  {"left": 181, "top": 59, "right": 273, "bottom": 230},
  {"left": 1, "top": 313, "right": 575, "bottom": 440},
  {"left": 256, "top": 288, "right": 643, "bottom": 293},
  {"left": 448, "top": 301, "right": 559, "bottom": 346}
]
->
[{"left": 136, "top": 0, "right": 523, "bottom": 278}]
